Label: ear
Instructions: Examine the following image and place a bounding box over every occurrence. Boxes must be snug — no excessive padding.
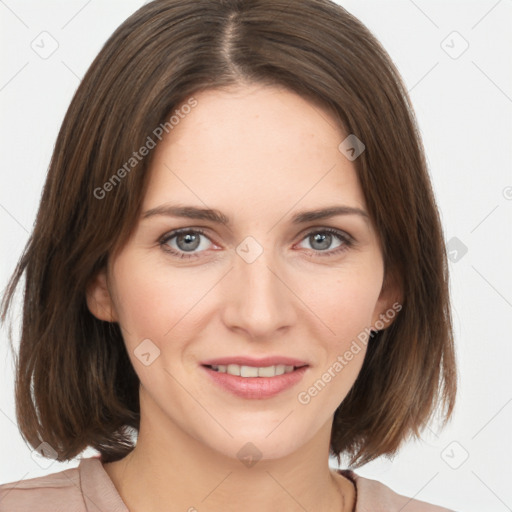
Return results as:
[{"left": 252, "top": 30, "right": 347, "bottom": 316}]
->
[
  {"left": 370, "top": 266, "right": 403, "bottom": 330},
  {"left": 85, "top": 267, "right": 118, "bottom": 323}
]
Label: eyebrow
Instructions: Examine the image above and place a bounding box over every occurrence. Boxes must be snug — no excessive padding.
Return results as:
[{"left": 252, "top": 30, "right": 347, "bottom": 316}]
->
[{"left": 142, "top": 204, "right": 368, "bottom": 224}]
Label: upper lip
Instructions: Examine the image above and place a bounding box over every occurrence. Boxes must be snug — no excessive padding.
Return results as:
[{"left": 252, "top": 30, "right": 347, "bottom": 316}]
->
[{"left": 201, "top": 356, "right": 309, "bottom": 367}]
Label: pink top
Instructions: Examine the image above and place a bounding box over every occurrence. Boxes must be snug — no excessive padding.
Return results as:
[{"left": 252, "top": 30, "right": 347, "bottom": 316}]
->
[{"left": 0, "top": 456, "right": 454, "bottom": 511}]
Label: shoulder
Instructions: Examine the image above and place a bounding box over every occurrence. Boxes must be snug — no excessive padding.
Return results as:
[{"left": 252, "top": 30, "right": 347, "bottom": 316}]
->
[
  {"left": 0, "top": 456, "right": 127, "bottom": 512},
  {"left": 338, "top": 469, "right": 455, "bottom": 512},
  {"left": 0, "top": 464, "right": 84, "bottom": 512}
]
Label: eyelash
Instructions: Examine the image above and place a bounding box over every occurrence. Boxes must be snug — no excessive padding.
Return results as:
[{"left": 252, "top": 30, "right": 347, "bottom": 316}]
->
[{"left": 159, "top": 227, "right": 354, "bottom": 260}]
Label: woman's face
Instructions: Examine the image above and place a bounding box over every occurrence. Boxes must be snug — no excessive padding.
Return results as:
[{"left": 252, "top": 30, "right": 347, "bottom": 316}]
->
[{"left": 89, "top": 84, "right": 396, "bottom": 461}]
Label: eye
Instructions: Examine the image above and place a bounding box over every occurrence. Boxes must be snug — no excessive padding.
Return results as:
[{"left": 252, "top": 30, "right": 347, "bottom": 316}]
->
[
  {"left": 296, "top": 228, "right": 353, "bottom": 257},
  {"left": 159, "top": 228, "right": 214, "bottom": 259}
]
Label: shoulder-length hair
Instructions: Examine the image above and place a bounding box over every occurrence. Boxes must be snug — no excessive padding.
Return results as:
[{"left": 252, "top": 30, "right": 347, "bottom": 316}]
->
[{"left": 1, "top": 0, "right": 456, "bottom": 468}]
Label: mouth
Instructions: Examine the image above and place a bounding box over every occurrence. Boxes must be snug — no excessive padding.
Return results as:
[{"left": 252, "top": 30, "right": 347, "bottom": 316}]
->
[{"left": 201, "top": 362, "right": 309, "bottom": 399}]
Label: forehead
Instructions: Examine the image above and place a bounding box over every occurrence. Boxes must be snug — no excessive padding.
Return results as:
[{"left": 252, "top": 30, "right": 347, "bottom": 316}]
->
[{"left": 142, "top": 84, "right": 366, "bottom": 219}]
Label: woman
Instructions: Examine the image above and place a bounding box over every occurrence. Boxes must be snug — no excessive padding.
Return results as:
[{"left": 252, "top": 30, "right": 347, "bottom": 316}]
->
[{"left": 0, "top": 0, "right": 457, "bottom": 510}]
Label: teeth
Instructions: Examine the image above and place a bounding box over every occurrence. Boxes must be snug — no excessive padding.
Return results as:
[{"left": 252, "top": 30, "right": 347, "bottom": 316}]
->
[{"left": 209, "top": 364, "right": 298, "bottom": 377}]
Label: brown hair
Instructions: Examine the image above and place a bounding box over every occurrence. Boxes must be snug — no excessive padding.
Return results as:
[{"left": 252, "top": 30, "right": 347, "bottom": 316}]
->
[{"left": 0, "top": 0, "right": 456, "bottom": 468}]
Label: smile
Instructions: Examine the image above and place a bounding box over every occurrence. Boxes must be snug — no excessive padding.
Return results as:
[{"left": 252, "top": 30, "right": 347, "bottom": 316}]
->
[{"left": 207, "top": 364, "right": 303, "bottom": 377}]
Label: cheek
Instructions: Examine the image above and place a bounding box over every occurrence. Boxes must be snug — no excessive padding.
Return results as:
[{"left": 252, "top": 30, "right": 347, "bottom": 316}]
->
[
  {"left": 299, "top": 264, "right": 383, "bottom": 343},
  {"left": 110, "top": 255, "right": 183, "bottom": 341},
  {"left": 332, "top": 287, "right": 380, "bottom": 339},
  {"left": 110, "top": 253, "right": 221, "bottom": 364}
]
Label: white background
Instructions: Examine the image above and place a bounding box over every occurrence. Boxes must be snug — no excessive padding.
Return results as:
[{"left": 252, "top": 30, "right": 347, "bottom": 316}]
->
[{"left": 1, "top": 1, "right": 511, "bottom": 511}]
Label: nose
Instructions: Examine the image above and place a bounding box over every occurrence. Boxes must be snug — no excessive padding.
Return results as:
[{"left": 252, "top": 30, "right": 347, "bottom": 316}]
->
[{"left": 221, "top": 240, "right": 297, "bottom": 340}]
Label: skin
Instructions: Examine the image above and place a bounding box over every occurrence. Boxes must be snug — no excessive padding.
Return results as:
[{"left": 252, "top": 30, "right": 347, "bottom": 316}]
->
[{"left": 87, "top": 83, "right": 400, "bottom": 512}]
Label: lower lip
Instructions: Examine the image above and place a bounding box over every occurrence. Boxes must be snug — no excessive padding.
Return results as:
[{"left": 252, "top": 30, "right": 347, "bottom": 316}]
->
[{"left": 201, "top": 365, "right": 309, "bottom": 399}]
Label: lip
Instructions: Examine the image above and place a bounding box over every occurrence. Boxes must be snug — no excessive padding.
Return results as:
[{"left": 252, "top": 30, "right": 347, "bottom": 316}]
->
[
  {"left": 201, "top": 364, "right": 309, "bottom": 399},
  {"left": 201, "top": 356, "right": 309, "bottom": 367}
]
